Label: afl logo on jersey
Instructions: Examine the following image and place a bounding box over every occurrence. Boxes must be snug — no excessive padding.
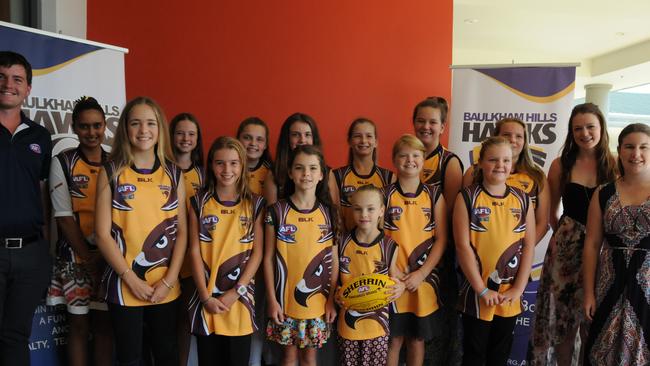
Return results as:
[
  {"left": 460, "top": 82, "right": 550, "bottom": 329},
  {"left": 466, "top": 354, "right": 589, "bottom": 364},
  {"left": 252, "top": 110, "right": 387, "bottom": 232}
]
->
[
  {"left": 388, "top": 206, "right": 403, "bottom": 221},
  {"left": 342, "top": 185, "right": 356, "bottom": 195},
  {"left": 29, "top": 143, "right": 41, "bottom": 154},
  {"left": 278, "top": 224, "right": 298, "bottom": 243},
  {"left": 474, "top": 207, "right": 491, "bottom": 222},
  {"left": 117, "top": 184, "right": 136, "bottom": 200},
  {"left": 73, "top": 174, "right": 90, "bottom": 189},
  {"left": 202, "top": 215, "right": 219, "bottom": 231}
]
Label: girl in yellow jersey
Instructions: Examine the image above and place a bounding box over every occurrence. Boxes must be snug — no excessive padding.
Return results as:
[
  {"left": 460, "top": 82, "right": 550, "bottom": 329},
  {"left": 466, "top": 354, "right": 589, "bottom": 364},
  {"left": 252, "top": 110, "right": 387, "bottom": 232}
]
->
[
  {"left": 463, "top": 118, "right": 550, "bottom": 244},
  {"left": 264, "top": 145, "right": 340, "bottom": 366},
  {"left": 187, "top": 137, "right": 265, "bottom": 366},
  {"left": 331, "top": 118, "right": 395, "bottom": 232},
  {"left": 47, "top": 97, "right": 112, "bottom": 366},
  {"left": 237, "top": 117, "right": 272, "bottom": 196},
  {"left": 169, "top": 112, "right": 205, "bottom": 366},
  {"left": 95, "top": 97, "right": 187, "bottom": 366},
  {"left": 336, "top": 185, "right": 404, "bottom": 366},
  {"left": 236, "top": 118, "right": 274, "bottom": 366},
  {"left": 453, "top": 137, "right": 535, "bottom": 366},
  {"left": 384, "top": 135, "right": 447, "bottom": 366}
]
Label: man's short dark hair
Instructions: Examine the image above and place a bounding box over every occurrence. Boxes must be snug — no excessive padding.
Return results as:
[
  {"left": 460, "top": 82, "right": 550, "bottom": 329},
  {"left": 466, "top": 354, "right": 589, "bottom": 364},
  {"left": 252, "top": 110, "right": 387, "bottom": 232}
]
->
[{"left": 0, "top": 51, "right": 33, "bottom": 85}]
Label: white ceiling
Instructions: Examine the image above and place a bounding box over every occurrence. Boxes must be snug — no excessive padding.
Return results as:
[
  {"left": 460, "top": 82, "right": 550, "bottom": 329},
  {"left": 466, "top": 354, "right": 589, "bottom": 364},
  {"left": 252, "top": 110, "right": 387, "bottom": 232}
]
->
[{"left": 453, "top": 0, "right": 650, "bottom": 98}]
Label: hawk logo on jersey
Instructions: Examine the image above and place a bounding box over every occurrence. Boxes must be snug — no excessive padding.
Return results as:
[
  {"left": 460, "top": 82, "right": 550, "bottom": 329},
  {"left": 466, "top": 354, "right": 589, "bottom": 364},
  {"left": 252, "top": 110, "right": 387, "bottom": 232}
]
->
[
  {"left": 421, "top": 207, "right": 431, "bottom": 222},
  {"left": 158, "top": 185, "right": 171, "bottom": 199},
  {"left": 212, "top": 250, "right": 251, "bottom": 295},
  {"left": 344, "top": 308, "right": 389, "bottom": 334},
  {"left": 132, "top": 216, "right": 178, "bottom": 280},
  {"left": 408, "top": 238, "right": 441, "bottom": 302},
  {"left": 510, "top": 208, "right": 522, "bottom": 222},
  {"left": 487, "top": 241, "right": 523, "bottom": 291},
  {"left": 278, "top": 224, "right": 298, "bottom": 243},
  {"left": 117, "top": 184, "right": 137, "bottom": 200},
  {"left": 317, "top": 224, "right": 333, "bottom": 243},
  {"left": 295, "top": 247, "right": 333, "bottom": 307}
]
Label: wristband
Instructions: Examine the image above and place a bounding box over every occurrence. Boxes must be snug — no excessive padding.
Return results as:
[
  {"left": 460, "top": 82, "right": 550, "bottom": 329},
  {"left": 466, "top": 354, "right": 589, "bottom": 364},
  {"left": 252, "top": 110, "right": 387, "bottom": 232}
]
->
[
  {"left": 201, "top": 297, "right": 211, "bottom": 305},
  {"left": 161, "top": 278, "right": 174, "bottom": 290},
  {"left": 119, "top": 268, "right": 131, "bottom": 278},
  {"left": 478, "top": 288, "right": 489, "bottom": 297}
]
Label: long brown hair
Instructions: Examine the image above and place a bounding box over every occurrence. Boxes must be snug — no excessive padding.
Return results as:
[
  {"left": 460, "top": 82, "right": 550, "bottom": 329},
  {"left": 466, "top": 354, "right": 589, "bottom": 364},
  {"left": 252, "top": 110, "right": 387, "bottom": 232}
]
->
[
  {"left": 495, "top": 118, "right": 545, "bottom": 190},
  {"left": 204, "top": 136, "right": 253, "bottom": 219},
  {"left": 109, "top": 97, "right": 174, "bottom": 178},
  {"left": 347, "top": 118, "right": 378, "bottom": 165},
  {"left": 617, "top": 123, "right": 650, "bottom": 176},
  {"left": 169, "top": 112, "right": 204, "bottom": 168},
  {"left": 559, "top": 103, "right": 617, "bottom": 189}
]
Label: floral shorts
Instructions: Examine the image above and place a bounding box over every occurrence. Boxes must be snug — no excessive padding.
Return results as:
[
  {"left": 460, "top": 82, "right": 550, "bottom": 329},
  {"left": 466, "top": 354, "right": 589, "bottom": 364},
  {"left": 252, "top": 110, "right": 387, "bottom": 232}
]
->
[{"left": 266, "top": 316, "right": 330, "bottom": 349}]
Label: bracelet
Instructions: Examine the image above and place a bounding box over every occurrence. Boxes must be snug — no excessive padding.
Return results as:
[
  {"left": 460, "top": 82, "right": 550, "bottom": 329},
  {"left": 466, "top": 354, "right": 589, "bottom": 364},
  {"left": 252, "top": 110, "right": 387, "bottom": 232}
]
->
[
  {"left": 119, "top": 268, "right": 131, "bottom": 278},
  {"left": 201, "top": 297, "right": 211, "bottom": 305},
  {"left": 478, "top": 288, "right": 489, "bottom": 297},
  {"left": 161, "top": 278, "right": 174, "bottom": 290}
]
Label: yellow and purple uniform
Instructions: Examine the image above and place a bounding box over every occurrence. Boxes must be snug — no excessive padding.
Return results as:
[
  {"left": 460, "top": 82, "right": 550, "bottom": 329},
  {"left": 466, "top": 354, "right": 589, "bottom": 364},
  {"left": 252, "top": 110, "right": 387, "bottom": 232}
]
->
[
  {"left": 333, "top": 165, "right": 393, "bottom": 232},
  {"left": 384, "top": 183, "right": 441, "bottom": 317},
  {"left": 180, "top": 164, "right": 204, "bottom": 279},
  {"left": 338, "top": 232, "right": 397, "bottom": 340},
  {"left": 53, "top": 148, "right": 107, "bottom": 263},
  {"left": 248, "top": 159, "right": 271, "bottom": 196},
  {"left": 188, "top": 191, "right": 265, "bottom": 336},
  {"left": 266, "top": 199, "right": 335, "bottom": 319},
  {"left": 104, "top": 159, "right": 182, "bottom": 306},
  {"left": 507, "top": 172, "right": 539, "bottom": 209},
  {"left": 420, "top": 144, "right": 463, "bottom": 186},
  {"left": 458, "top": 184, "right": 529, "bottom": 321}
]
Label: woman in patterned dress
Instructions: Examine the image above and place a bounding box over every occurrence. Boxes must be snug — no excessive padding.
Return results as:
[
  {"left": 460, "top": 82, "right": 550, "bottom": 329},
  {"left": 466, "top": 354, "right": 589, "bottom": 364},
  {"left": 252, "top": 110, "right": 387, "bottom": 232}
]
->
[
  {"left": 583, "top": 123, "right": 650, "bottom": 365},
  {"left": 530, "top": 103, "right": 616, "bottom": 365}
]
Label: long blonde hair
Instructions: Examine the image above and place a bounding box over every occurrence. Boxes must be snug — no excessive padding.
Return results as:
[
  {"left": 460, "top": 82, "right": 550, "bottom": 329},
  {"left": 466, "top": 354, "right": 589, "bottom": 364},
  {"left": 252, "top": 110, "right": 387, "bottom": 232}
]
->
[
  {"left": 495, "top": 118, "right": 545, "bottom": 190},
  {"left": 109, "top": 97, "right": 174, "bottom": 177}
]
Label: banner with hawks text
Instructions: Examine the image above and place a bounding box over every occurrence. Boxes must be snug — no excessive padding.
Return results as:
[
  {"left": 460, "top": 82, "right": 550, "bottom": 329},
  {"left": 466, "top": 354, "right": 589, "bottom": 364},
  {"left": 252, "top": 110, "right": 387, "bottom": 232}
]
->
[
  {"left": 0, "top": 21, "right": 127, "bottom": 366},
  {"left": 448, "top": 65, "right": 576, "bottom": 364}
]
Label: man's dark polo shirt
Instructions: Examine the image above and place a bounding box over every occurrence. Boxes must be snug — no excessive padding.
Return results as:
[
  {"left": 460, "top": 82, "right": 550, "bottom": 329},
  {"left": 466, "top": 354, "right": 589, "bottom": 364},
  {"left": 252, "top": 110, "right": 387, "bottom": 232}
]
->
[{"left": 0, "top": 112, "right": 52, "bottom": 237}]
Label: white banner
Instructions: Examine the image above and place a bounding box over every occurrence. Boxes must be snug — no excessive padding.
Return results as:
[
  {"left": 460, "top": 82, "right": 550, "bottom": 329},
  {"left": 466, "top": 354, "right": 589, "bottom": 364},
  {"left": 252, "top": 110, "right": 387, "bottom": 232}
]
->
[
  {"left": 0, "top": 21, "right": 127, "bottom": 366},
  {"left": 449, "top": 65, "right": 576, "bottom": 365}
]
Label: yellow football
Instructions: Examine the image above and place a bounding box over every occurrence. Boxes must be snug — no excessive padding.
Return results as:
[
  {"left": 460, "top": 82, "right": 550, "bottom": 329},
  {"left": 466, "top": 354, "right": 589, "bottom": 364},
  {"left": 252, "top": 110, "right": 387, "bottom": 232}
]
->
[{"left": 338, "top": 273, "right": 395, "bottom": 312}]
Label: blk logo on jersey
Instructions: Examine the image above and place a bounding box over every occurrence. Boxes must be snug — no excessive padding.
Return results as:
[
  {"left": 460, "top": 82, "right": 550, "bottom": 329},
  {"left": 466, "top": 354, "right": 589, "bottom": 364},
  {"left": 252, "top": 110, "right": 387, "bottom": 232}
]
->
[
  {"left": 117, "top": 184, "right": 136, "bottom": 200},
  {"left": 474, "top": 207, "right": 491, "bottom": 222},
  {"left": 278, "top": 224, "right": 298, "bottom": 243},
  {"left": 73, "top": 174, "right": 90, "bottom": 189},
  {"left": 388, "top": 206, "right": 403, "bottom": 221},
  {"left": 202, "top": 215, "right": 219, "bottom": 231}
]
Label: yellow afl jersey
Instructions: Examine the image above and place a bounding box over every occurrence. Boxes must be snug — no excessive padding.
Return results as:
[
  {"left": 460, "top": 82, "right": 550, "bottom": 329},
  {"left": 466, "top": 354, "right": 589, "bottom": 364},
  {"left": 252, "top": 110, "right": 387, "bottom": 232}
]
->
[
  {"left": 507, "top": 172, "right": 539, "bottom": 209},
  {"left": 420, "top": 144, "right": 463, "bottom": 186},
  {"left": 248, "top": 159, "right": 271, "bottom": 196},
  {"left": 104, "top": 159, "right": 182, "bottom": 306},
  {"left": 338, "top": 231, "right": 397, "bottom": 340},
  {"left": 55, "top": 148, "right": 107, "bottom": 263},
  {"left": 187, "top": 191, "right": 265, "bottom": 336},
  {"left": 383, "top": 183, "right": 441, "bottom": 317},
  {"left": 333, "top": 165, "right": 394, "bottom": 232},
  {"left": 179, "top": 164, "right": 204, "bottom": 279},
  {"left": 266, "top": 199, "right": 335, "bottom": 319},
  {"left": 458, "top": 184, "right": 529, "bottom": 321},
  {"left": 182, "top": 164, "right": 204, "bottom": 200}
]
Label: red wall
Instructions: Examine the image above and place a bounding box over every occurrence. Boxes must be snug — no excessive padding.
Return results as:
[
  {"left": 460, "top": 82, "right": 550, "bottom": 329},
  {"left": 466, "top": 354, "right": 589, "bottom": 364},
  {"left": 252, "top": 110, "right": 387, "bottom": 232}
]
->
[{"left": 87, "top": 2, "right": 452, "bottom": 168}]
